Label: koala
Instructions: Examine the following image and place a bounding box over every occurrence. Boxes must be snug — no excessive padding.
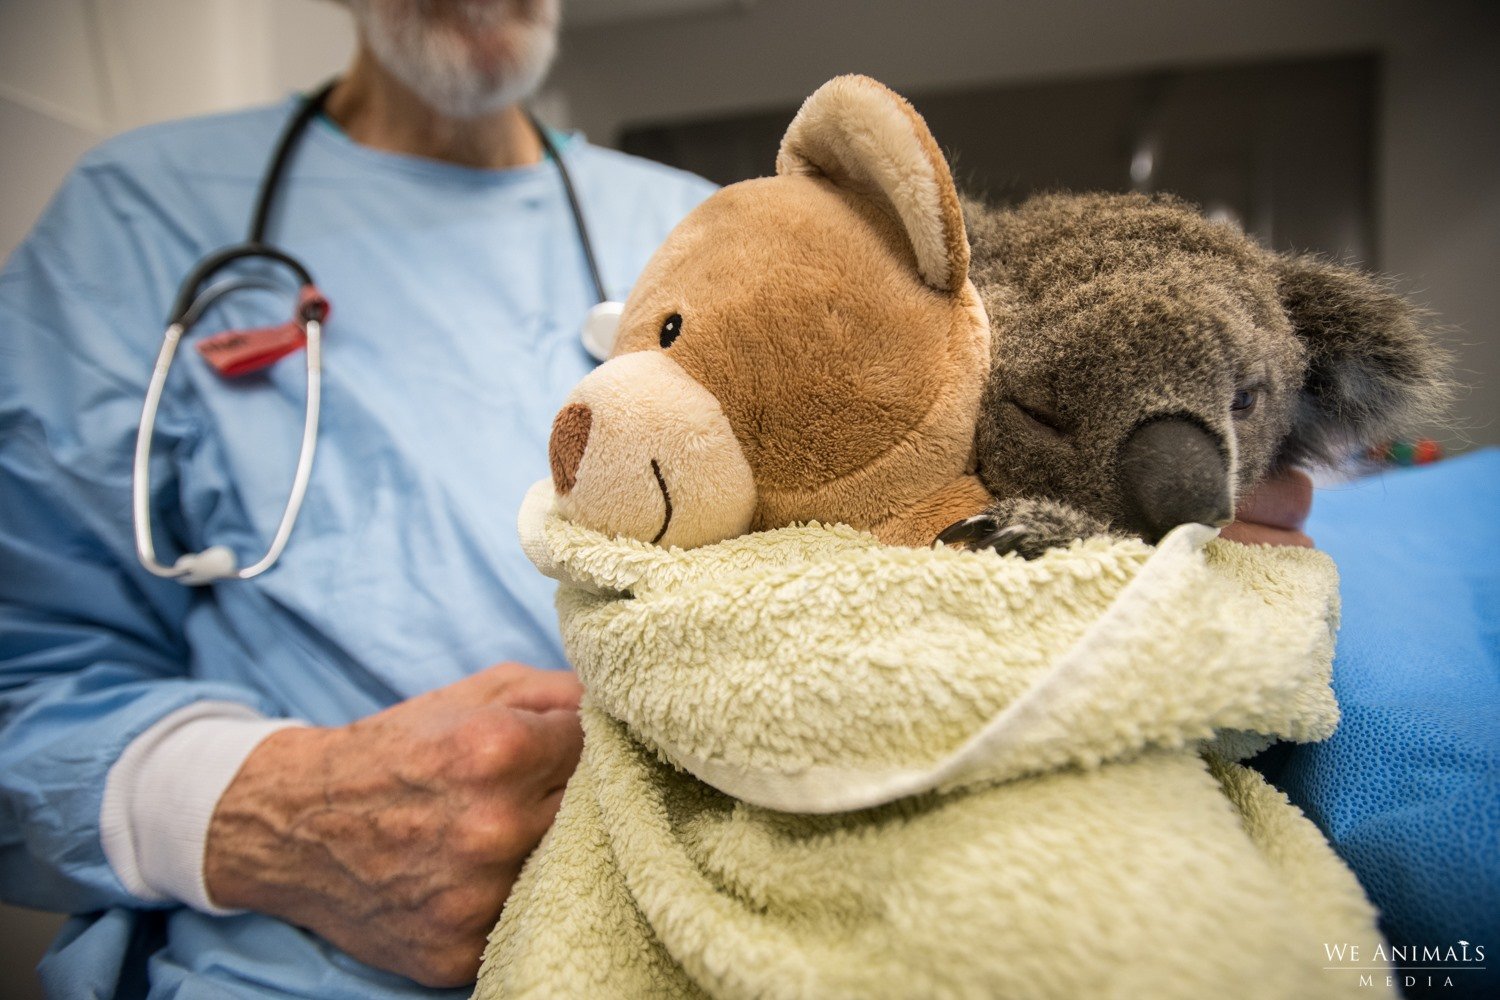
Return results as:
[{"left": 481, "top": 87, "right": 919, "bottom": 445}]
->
[{"left": 941, "top": 191, "right": 1452, "bottom": 558}]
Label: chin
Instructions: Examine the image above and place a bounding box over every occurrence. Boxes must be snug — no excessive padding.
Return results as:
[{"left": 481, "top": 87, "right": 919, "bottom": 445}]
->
[{"left": 352, "top": 0, "right": 561, "bottom": 118}]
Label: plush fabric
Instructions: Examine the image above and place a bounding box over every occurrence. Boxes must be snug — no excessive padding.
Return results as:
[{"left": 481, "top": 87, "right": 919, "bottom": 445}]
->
[
  {"left": 476, "top": 494, "right": 1390, "bottom": 999},
  {"left": 550, "top": 350, "right": 758, "bottom": 548},
  {"left": 1255, "top": 450, "right": 1500, "bottom": 1000},
  {"left": 546, "top": 75, "right": 992, "bottom": 553},
  {"left": 776, "top": 74, "right": 969, "bottom": 292}
]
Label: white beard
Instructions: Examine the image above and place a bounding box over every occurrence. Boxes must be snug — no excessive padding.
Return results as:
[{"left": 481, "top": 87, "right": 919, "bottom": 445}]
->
[{"left": 349, "top": 0, "right": 561, "bottom": 119}]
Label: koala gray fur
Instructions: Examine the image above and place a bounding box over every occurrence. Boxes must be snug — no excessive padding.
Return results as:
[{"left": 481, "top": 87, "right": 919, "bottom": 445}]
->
[{"left": 949, "top": 191, "right": 1453, "bottom": 557}]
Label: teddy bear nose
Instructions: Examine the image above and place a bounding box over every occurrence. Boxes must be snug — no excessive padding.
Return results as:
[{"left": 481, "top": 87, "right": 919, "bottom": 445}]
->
[{"left": 550, "top": 403, "right": 592, "bottom": 495}]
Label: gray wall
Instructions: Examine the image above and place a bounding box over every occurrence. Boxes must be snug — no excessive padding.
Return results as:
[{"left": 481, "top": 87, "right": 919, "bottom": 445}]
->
[
  {"left": 551, "top": 0, "right": 1500, "bottom": 449},
  {"left": 0, "top": 905, "right": 62, "bottom": 999}
]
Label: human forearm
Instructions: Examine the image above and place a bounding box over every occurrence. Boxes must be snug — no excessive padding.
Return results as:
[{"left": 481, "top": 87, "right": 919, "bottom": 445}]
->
[
  {"left": 101, "top": 704, "right": 304, "bottom": 912},
  {"left": 0, "top": 662, "right": 286, "bottom": 913},
  {"left": 202, "top": 726, "right": 348, "bottom": 917}
]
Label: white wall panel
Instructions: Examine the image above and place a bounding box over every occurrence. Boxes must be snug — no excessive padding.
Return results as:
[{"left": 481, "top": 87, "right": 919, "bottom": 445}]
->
[
  {"left": 0, "top": 0, "right": 111, "bottom": 130},
  {"left": 0, "top": 0, "right": 355, "bottom": 260}
]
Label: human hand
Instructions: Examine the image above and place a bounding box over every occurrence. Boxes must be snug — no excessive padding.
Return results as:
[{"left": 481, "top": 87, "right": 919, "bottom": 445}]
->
[
  {"left": 204, "top": 662, "right": 584, "bottom": 987},
  {"left": 1219, "top": 468, "right": 1315, "bottom": 548}
]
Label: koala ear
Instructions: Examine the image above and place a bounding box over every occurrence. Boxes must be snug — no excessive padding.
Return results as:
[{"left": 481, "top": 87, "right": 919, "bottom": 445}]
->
[
  {"left": 1274, "top": 253, "right": 1452, "bottom": 466},
  {"left": 776, "top": 75, "right": 968, "bottom": 293}
]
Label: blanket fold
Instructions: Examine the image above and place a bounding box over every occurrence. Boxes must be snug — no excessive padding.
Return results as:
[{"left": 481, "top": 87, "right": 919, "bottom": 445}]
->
[{"left": 477, "top": 488, "right": 1390, "bottom": 999}]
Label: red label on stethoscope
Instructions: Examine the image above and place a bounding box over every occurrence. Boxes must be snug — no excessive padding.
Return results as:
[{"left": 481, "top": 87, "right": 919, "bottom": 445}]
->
[{"left": 196, "top": 287, "right": 330, "bottom": 378}]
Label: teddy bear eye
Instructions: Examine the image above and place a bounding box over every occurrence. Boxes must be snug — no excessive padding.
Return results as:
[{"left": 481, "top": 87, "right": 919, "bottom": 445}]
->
[
  {"left": 659, "top": 313, "right": 683, "bottom": 349},
  {"left": 1231, "top": 387, "right": 1260, "bottom": 418}
]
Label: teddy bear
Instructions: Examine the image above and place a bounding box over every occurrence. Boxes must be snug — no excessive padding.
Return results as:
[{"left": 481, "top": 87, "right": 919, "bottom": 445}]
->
[
  {"left": 540, "top": 74, "right": 992, "bottom": 552},
  {"left": 485, "top": 77, "right": 1390, "bottom": 1000},
  {"left": 939, "top": 191, "right": 1452, "bottom": 557}
]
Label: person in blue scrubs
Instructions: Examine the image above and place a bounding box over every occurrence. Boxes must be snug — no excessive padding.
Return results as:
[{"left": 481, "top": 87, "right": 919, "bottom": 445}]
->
[{"left": 0, "top": 2, "right": 713, "bottom": 996}]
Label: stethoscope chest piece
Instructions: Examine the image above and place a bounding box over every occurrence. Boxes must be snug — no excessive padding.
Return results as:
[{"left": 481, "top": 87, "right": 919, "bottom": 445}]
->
[{"left": 581, "top": 300, "right": 624, "bottom": 362}]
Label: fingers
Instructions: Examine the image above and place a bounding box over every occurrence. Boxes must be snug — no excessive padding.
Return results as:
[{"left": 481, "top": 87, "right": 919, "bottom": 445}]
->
[
  {"left": 467, "top": 707, "right": 582, "bottom": 798},
  {"left": 501, "top": 786, "right": 568, "bottom": 880},
  {"left": 458, "top": 661, "right": 584, "bottom": 711},
  {"left": 434, "top": 661, "right": 534, "bottom": 703},
  {"left": 493, "top": 667, "right": 585, "bottom": 714},
  {"left": 1227, "top": 469, "right": 1315, "bottom": 548},
  {"left": 537, "top": 785, "right": 567, "bottom": 822},
  {"left": 1234, "top": 468, "right": 1314, "bottom": 532},
  {"left": 1219, "top": 520, "right": 1315, "bottom": 548},
  {"left": 514, "top": 708, "right": 585, "bottom": 790}
]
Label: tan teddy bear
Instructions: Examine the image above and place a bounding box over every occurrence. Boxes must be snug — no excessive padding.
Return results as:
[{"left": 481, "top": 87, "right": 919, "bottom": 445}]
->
[
  {"left": 541, "top": 74, "right": 992, "bottom": 551},
  {"left": 490, "top": 76, "right": 1388, "bottom": 1000}
]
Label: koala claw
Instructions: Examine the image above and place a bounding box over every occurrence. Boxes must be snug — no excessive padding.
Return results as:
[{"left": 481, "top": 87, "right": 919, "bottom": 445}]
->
[
  {"left": 937, "top": 518, "right": 1042, "bottom": 559},
  {"left": 977, "top": 525, "right": 1037, "bottom": 557},
  {"left": 936, "top": 515, "right": 999, "bottom": 548}
]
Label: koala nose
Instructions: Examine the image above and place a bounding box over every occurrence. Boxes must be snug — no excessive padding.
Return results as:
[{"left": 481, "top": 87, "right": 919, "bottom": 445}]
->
[
  {"left": 549, "top": 403, "right": 592, "bottom": 495},
  {"left": 1117, "top": 416, "right": 1233, "bottom": 544}
]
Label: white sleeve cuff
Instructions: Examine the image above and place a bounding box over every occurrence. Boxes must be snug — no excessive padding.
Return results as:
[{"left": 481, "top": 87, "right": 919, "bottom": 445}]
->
[{"left": 100, "top": 701, "right": 306, "bottom": 914}]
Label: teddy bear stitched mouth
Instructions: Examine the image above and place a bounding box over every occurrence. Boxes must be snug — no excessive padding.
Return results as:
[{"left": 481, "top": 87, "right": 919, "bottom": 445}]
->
[{"left": 649, "top": 459, "right": 673, "bottom": 545}]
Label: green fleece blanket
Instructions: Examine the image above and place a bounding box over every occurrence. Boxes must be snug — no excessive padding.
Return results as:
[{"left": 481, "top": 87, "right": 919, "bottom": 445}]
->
[{"left": 475, "top": 485, "right": 1390, "bottom": 999}]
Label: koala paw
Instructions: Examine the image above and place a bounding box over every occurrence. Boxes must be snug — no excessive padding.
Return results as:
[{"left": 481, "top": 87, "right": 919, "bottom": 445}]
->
[
  {"left": 937, "top": 499, "right": 1113, "bottom": 560},
  {"left": 936, "top": 516, "right": 1042, "bottom": 558}
]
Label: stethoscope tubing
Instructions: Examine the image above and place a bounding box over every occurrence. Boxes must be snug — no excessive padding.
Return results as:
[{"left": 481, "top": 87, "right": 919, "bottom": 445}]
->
[
  {"left": 134, "top": 78, "right": 610, "bottom": 585},
  {"left": 167, "top": 243, "right": 315, "bottom": 327},
  {"left": 529, "top": 111, "right": 608, "bottom": 305},
  {"left": 133, "top": 313, "right": 323, "bottom": 583}
]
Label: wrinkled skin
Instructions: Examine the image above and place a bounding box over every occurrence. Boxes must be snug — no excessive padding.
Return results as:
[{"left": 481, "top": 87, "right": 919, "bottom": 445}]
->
[{"left": 948, "top": 192, "right": 1451, "bottom": 557}]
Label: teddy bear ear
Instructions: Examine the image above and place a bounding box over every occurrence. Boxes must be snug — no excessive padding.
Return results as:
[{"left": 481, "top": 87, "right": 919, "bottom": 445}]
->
[
  {"left": 1273, "top": 253, "right": 1453, "bottom": 467},
  {"left": 776, "top": 75, "right": 969, "bottom": 293}
]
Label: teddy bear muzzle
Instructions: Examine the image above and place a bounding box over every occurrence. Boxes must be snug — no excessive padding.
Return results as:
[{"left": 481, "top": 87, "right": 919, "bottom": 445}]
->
[{"left": 547, "top": 350, "right": 757, "bottom": 549}]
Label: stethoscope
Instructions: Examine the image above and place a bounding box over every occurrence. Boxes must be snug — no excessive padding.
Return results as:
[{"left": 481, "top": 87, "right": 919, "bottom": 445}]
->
[{"left": 133, "top": 80, "right": 623, "bottom": 586}]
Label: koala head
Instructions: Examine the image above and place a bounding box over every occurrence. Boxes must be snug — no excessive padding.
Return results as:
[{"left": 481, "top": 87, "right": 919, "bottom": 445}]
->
[
  {"left": 544, "top": 76, "right": 992, "bottom": 550},
  {"left": 966, "top": 192, "right": 1451, "bottom": 542}
]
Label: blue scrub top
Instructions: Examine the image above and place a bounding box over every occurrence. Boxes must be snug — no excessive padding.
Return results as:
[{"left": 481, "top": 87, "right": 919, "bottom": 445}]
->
[{"left": 0, "top": 97, "right": 714, "bottom": 997}]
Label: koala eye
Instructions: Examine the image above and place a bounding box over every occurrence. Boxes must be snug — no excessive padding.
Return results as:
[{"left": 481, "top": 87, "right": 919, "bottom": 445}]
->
[
  {"left": 1011, "top": 398, "right": 1066, "bottom": 438},
  {"left": 659, "top": 313, "right": 683, "bottom": 349},
  {"left": 1231, "top": 387, "right": 1260, "bottom": 419}
]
